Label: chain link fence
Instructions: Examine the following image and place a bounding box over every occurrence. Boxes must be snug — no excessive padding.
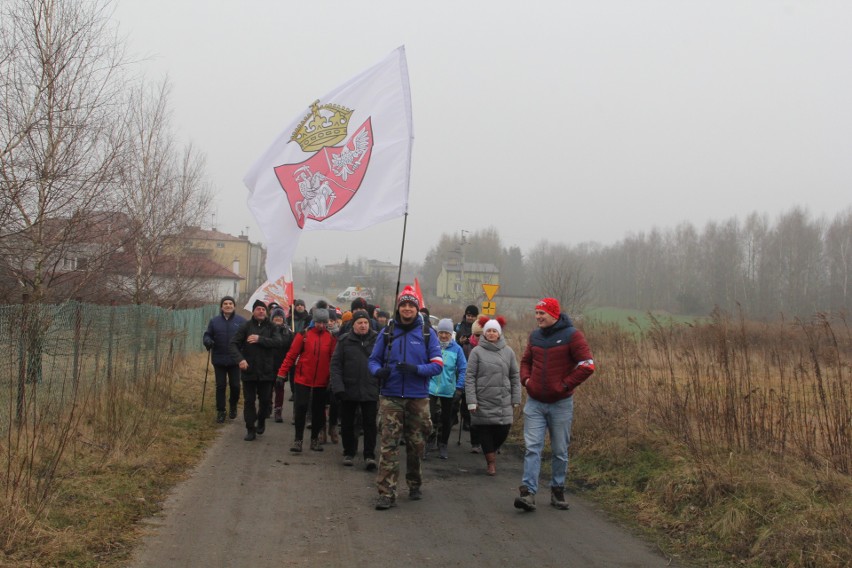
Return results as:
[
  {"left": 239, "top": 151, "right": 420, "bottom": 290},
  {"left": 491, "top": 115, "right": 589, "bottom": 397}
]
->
[{"left": 0, "top": 301, "right": 216, "bottom": 432}]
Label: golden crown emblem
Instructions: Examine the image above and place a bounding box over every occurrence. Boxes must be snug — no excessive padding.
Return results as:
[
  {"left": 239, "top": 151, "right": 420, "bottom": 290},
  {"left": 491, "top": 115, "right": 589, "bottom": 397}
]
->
[{"left": 290, "top": 100, "right": 354, "bottom": 152}]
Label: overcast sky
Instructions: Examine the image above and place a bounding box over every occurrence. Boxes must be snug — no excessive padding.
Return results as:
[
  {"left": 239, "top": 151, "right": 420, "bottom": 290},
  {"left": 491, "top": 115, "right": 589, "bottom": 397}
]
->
[{"left": 113, "top": 0, "right": 852, "bottom": 267}]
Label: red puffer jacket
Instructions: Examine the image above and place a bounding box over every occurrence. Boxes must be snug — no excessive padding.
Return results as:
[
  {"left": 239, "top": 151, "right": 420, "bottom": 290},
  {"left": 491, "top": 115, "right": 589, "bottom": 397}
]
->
[
  {"left": 520, "top": 314, "right": 595, "bottom": 403},
  {"left": 278, "top": 326, "right": 337, "bottom": 388}
]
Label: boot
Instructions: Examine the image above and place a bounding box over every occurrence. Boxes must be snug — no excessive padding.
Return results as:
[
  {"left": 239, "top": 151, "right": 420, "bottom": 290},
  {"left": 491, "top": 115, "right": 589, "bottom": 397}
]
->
[
  {"left": 216, "top": 411, "right": 226, "bottom": 424},
  {"left": 514, "top": 485, "right": 536, "bottom": 511},
  {"left": 273, "top": 408, "right": 283, "bottom": 423},
  {"left": 550, "top": 486, "right": 570, "bottom": 510},
  {"left": 229, "top": 405, "right": 237, "bottom": 420},
  {"left": 244, "top": 429, "right": 256, "bottom": 441},
  {"left": 289, "top": 439, "right": 302, "bottom": 453},
  {"left": 329, "top": 425, "right": 339, "bottom": 444},
  {"left": 256, "top": 420, "right": 265, "bottom": 435},
  {"left": 485, "top": 452, "right": 497, "bottom": 476},
  {"left": 310, "top": 438, "right": 324, "bottom": 452}
]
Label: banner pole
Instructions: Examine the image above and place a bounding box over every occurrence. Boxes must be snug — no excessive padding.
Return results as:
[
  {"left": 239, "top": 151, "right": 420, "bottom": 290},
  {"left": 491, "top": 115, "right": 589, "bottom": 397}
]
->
[{"left": 394, "top": 212, "right": 408, "bottom": 299}]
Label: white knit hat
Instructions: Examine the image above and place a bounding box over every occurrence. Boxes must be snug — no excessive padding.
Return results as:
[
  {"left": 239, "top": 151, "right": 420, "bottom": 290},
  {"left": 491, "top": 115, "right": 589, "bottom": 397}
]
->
[{"left": 483, "top": 319, "right": 502, "bottom": 335}]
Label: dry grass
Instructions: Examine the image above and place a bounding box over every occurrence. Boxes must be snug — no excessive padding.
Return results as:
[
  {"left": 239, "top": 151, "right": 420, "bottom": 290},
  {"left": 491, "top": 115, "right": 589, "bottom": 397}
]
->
[
  {"left": 0, "top": 353, "right": 218, "bottom": 568},
  {"left": 564, "top": 311, "right": 852, "bottom": 568}
]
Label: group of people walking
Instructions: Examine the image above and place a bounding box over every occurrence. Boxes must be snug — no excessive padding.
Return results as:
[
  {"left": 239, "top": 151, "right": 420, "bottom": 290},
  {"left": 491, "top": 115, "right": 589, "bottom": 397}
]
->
[{"left": 203, "top": 288, "right": 594, "bottom": 512}]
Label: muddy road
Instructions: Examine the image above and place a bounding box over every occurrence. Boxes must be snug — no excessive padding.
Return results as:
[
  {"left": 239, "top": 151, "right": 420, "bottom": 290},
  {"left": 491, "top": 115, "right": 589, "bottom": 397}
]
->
[{"left": 129, "top": 402, "right": 679, "bottom": 568}]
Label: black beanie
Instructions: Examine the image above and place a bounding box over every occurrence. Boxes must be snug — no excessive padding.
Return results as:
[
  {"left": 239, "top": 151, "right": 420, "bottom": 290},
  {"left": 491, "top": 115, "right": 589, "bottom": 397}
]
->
[
  {"left": 465, "top": 304, "right": 479, "bottom": 317},
  {"left": 252, "top": 299, "right": 267, "bottom": 311},
  {"left": 220, "top": 295, "right": 235, "bottom": 307}
]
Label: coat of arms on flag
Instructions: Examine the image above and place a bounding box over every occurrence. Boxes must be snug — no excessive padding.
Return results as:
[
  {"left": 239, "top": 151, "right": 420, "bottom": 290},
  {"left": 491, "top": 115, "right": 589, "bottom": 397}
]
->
[{"left": 274, "top": 102, "right": 374, "bottom": 228}]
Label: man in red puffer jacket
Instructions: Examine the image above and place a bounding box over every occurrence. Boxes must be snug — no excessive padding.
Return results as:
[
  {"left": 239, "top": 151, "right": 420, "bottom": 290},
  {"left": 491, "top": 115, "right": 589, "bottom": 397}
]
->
[{"left": 514, "top": 297, "right": 595, "bottom": 513}]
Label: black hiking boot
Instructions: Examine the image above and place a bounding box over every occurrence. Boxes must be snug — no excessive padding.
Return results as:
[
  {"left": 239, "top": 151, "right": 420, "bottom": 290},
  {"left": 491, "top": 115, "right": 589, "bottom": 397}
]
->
[
  {"left": 244, "top": 429, "right": 256, "bottom": 441},
  {"left": 374, "top": 495, "right": 396, "bottom": 510},
  {"left": 409, "top": 487, "right": 422, "bottom": 501},
  {"left": 216, "top": 411, "right": 226, "bottom": 424},
  {"left": 514, "top": 485, "right": 536, "bottom": 512},
  {"left": 550, "top": 486, "right": 570, "bottom": 510}
]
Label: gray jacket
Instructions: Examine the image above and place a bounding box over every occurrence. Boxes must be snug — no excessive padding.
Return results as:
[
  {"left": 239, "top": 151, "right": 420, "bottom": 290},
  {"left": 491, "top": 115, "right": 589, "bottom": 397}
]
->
[{"left": 465, "top": 337, "right": 521, "bottom": 426}]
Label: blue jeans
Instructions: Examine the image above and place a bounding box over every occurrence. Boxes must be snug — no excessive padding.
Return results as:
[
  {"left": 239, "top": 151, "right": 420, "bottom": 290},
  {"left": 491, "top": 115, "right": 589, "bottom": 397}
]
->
[{"left": 521, "top": 396, "right": 574, "bottom": 495}]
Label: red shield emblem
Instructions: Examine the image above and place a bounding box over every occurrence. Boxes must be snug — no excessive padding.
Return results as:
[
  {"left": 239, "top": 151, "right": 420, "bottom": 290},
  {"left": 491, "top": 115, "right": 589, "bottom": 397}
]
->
[{"left": 274, "top": 118, "right": 373, "bottom": 228}]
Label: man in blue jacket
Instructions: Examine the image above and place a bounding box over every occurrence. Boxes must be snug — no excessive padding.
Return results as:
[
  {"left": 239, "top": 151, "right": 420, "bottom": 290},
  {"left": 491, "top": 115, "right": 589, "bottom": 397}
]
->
[
  {"left": 368, "top": 286, "right": 443, "bottom": 510},
  {"left": 203, "top": 296, "right": 246, "bottom": 423}
]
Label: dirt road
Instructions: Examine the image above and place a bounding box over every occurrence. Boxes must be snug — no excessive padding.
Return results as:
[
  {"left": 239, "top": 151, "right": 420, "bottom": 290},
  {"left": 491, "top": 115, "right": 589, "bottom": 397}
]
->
[{"left": 129, "top": 402, "right": 680, "bottom": 568}]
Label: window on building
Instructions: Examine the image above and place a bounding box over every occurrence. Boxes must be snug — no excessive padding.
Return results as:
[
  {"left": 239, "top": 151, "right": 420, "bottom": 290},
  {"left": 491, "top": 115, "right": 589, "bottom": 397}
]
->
[{"left": 216, "top": 242, "right": 225, "bottom": 248}]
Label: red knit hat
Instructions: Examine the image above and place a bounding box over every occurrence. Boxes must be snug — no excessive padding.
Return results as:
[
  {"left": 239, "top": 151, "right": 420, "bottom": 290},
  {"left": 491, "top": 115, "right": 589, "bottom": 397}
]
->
[
  {"left": 397, "top": 285, "right": 420, "bottom": 309},
  {"left": 535, "top": 297, "right": 560, "bottom": 320}
]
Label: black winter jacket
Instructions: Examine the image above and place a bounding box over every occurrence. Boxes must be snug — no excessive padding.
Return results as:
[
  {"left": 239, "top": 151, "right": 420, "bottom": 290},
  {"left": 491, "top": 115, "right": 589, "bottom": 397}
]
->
[
  {"left": 330, "top": 330, "right": 379, "bottom": 401},
  {"left": 229, "top": 317, "right": 285, "bottom": 381},
  {"left": 203, "top": 312, "right": 247, "bottom": 366}
]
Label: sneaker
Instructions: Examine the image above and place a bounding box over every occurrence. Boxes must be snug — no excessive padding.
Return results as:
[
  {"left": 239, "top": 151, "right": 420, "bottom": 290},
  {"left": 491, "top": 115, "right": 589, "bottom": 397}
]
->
[
  {"left": 470, "top": 444, "right": 481, "bottom": 454},
  {"left": 216, "top": 411, "right": 226, "bottom": 424},
  {"left": 310, "top": 438, "right": 324, "bottom": 452},
  {"left": 365, "top": 458, "right": 377, "bottom": 471},
  {"left": 438, "top": 443, "right": 448, "bottom": 460},
  {"left": 290, "top": 440, "right": 302, "bottom": 453},
  {"left": 514, "top": 485, "right": 536, "bottom": 512},
  {"left": 409, "top": 487, "right": 422, "bottom": 501},
  {"left": 244, "top": 429, "right": 256, "bottom": 441},
  {"left": 374, "top": 495, "right": 396, "bottom": 510},
  {"left": 273, "top": 409, "right": 283, "bottom": 423},
  {"left": 550, "top": 486, "right": 570, "bottom": 510},
  {"left": 426, "top": 438, "right": 438, "bottom": 453},
  {"left": 343, "top": 456, "right": 354, "bottom": 467}
]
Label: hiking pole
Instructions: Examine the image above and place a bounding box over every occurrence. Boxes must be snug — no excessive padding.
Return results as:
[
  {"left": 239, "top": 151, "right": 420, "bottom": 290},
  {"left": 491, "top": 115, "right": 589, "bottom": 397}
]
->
[{"left": 200, "top": 349, "right": 211, "bottom": 411}]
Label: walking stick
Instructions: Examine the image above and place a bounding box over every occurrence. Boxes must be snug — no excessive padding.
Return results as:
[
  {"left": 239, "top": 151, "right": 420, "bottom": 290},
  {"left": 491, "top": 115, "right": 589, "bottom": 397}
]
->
[{"left": 200, "top": 349, "right": 211, "bottom": 411}]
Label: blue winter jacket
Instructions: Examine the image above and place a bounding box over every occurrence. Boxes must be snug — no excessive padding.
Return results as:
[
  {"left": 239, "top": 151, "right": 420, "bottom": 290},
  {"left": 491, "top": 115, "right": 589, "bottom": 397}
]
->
[
  {"left": 368, "top": 314, "right": 443, "bottom": 399},
  {"left": 429, "top": 340, "right": 466, "bottom": 398},
  {"left": 203, "top": 311, "right": 247, "bottom": 366}
]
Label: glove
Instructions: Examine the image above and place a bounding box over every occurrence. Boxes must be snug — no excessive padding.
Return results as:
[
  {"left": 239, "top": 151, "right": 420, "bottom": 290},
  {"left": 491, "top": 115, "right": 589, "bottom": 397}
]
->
[
  {"left": 334, "top": 391, "right": 345, "bottom": 402},
  {"left": 396, "top": 362, "right": 418, "bottom": 375},
  {"left": 453, "top": 388, "right": 464, "bottom": 403},
  {"left": 375, "top": 368, "right": 391, "bottom": 381},
  {"left": 203, "top": 340, "right": 213, "bottom": 351},
  {"left": 275, "top": 376, "right": 284, "bottom": 388}
]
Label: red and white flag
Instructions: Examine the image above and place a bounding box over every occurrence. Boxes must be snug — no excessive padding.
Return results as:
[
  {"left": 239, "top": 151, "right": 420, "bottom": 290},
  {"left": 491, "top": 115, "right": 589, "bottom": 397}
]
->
[
  {"left": 243, "top": 46, "right": 414, "bottom": 293},
  {"left": 243, "top": 275, "right": 295, "bottom": 313}
]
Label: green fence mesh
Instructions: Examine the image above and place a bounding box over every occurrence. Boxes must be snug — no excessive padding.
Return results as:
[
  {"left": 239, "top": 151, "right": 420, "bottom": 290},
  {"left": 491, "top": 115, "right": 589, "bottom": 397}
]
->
[{"left": 0, "top": 302, "right": 218, "bottom": 431}]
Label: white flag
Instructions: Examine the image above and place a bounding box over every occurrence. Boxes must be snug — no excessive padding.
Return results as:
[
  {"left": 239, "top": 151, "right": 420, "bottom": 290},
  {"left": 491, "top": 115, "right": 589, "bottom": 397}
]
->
[{"left": 244, "top": 46, "right": 414, "bottom": 282}]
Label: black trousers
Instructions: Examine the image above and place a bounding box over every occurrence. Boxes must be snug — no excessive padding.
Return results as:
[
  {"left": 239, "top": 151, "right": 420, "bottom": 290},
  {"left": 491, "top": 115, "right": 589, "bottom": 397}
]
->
[
  {"left": 340, "top": 399, "right": 378, "bottom": 459},
  {"left": 243, "top": 380, "right": 273, "bottom": 430},
  {"left": 214, "top": 364, "right": 240, "bottom": 412},
  {"left": 293, "top": 384, "right": 327, "bottom": 441},
  {"left": 472, "top": 423, "right": 511, "bottom": 454},
  {"left": 429, "top": 395, "right": 455, "bottom": 445}
]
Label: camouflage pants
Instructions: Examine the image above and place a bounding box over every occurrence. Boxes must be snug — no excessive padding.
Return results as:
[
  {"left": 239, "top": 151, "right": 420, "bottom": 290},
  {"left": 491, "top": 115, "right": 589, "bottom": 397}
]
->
[{"left": 376, "top": 396, "right": 432, "bottom": 497}]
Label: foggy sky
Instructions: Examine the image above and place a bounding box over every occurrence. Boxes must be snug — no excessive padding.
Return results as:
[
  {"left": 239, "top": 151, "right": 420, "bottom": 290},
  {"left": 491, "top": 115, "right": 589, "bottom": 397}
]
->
[{"left": 113, "top": 0, "right": 852, "bottom": 266}]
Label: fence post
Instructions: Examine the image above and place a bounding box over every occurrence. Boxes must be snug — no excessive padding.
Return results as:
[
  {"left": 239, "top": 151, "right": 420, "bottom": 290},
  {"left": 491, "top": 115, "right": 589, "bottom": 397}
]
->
[
  {"left": 16, "top": 294, "right": 29, "bottom": 426},
  {"left": 72, "top": 299, "right": 82, "bottom": 387},
  {"left": 107, "top": 301, "right": 115, "bottom": 384},
  {"left": 133, "top": 303, "right": 141, "bottom": 382}
]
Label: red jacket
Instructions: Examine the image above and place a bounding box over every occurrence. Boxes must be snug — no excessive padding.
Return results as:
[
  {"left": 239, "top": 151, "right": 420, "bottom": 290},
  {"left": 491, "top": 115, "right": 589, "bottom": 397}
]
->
[
  {"left": 278, "top": 326, "right": 337, "bottom": 388},
  {"left": 520, "top": 314, "right": 594, "bottom": 403}
]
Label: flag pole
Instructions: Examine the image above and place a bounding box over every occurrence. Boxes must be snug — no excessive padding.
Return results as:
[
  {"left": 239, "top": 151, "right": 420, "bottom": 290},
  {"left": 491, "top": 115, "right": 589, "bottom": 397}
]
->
[{"left": 394, "top": 212, "right": 408, "bottom": 299}]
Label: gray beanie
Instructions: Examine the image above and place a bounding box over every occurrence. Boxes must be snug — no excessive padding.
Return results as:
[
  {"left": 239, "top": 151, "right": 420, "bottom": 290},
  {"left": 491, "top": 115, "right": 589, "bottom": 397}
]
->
[
  {"left": 313, "top": 308, "right": 329, "bottom": 323},
  {"left": 437, "top": 318, "right": 454, "bottom": 333}
]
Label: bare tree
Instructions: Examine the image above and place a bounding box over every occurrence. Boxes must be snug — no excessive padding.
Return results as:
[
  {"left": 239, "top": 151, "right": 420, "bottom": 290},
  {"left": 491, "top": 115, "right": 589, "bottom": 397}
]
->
[
  {"left": 0, "top": 0, "right": 128, "bottom": 302},
  {"left": 528, "top": 241, "right": 594, "bottom": 317},
  {"left": 112, "top": 78, "right": 211, "bottom": 305}
]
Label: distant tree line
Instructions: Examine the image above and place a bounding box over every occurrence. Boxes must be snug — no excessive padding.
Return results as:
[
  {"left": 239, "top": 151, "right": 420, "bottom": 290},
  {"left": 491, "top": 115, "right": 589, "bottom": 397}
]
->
[{"left": 418, "top": 207, "right": 851, "bottom": 320}]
